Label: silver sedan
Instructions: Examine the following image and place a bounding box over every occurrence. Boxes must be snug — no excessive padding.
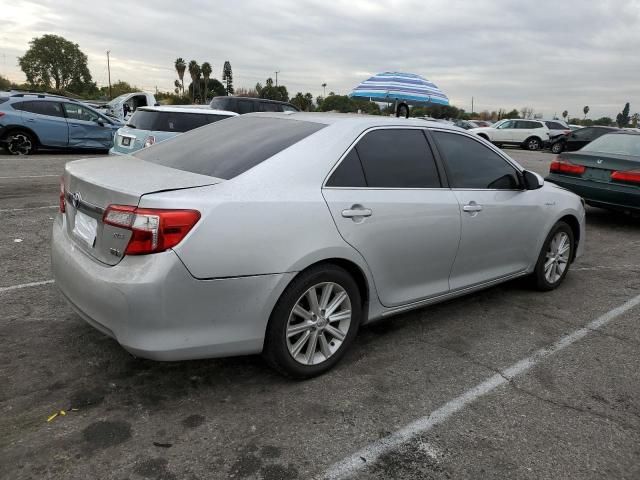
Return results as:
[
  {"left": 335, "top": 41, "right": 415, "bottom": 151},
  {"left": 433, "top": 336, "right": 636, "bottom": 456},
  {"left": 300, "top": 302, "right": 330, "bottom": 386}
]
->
[{"left": 52, "top": 113, "right": 585, "bottom": 378}]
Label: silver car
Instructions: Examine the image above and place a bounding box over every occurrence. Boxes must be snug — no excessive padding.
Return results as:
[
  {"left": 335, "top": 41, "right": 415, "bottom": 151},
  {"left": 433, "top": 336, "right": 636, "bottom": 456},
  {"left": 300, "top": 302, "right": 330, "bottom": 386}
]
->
[{"left": 52, "top": 113, "right": 585, "bottom": 378}]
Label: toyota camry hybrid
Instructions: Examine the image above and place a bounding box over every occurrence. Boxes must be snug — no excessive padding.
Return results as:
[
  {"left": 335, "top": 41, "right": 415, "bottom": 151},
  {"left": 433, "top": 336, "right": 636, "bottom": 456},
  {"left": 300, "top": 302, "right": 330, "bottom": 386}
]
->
[{"left": 52, "top": 113, "right": 585, "bottom": 378}]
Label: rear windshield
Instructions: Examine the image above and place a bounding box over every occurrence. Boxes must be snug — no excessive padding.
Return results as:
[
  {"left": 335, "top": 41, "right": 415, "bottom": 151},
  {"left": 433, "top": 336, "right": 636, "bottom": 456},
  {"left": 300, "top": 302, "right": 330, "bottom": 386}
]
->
[
  {"left": 134, "top": 116, "right": 326, "bottom": 179},
  {"left": 209, "top": 98, "right": 231, "bottom": 110},
  {"left": 127, "top": 110, "right": 231, "bottom": 132},
  {"left": 581, "top": 134, "right": 640, "bottom": 156}
]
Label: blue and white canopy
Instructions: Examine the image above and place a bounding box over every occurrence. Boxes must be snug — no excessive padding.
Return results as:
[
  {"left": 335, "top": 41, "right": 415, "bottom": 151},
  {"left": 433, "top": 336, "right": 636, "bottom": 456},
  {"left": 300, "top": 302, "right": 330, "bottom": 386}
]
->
[{"left": 349, "top": 71, "right": 449, "bottom": 106}]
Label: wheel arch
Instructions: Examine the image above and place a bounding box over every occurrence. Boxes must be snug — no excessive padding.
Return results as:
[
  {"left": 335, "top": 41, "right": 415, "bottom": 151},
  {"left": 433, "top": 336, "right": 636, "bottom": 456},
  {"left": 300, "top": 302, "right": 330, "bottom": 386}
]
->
[
  {"left": 558, "top": 214, "right": 581, "bottom": 262},
  {"left": 1, "top": 125, "right": 41, "bottom": 146}
]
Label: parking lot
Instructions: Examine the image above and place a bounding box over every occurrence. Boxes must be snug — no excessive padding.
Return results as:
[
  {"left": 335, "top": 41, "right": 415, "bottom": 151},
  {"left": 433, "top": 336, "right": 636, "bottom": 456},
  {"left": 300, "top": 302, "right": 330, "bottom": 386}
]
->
[{"left": 1, "top": 148, "right": 639, "bottom": 480}]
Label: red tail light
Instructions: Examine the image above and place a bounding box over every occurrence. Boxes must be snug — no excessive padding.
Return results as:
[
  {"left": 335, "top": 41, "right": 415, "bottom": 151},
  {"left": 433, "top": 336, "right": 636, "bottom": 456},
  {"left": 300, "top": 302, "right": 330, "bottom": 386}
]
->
[
  {"left": 59, "top": 176, "right": 66, "bottom": 213},
  {"left": 611, "top": 169, "right": 640, "bottom": 185},
  {"left": 103, "top": 205, "right": 201, "bottom": 255},
  {"left": 0, "top": 112, "right": 5, "bottom": 117},
  {"left": 549, "top": 157, "right": 586, "bottom": 175}
]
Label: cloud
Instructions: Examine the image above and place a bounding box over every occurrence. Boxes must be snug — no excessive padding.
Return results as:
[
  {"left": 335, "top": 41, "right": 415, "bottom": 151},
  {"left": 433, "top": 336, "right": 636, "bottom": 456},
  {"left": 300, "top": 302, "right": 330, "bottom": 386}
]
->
[{"left": 1, "top": 0, "right": 639, "bottom": 118}]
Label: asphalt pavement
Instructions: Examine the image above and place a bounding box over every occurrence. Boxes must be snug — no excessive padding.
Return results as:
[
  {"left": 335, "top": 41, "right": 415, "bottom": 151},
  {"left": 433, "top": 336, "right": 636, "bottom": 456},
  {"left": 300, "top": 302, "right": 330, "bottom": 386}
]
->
[{"left": 1, "top": 148, "right": 639, "bottom": 480}]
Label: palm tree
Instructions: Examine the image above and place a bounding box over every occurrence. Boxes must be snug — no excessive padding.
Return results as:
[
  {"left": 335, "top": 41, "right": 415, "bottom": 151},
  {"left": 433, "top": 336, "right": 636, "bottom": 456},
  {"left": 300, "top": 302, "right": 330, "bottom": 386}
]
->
[
  {"left": 175, "top": 58, "right": 186, "bottom": 95},
  {"left": 321, "top": 83, "right": 327, "bottom": 97},
  {"left": 562, "top": 110, "right": 568, "bottom": 120},
  {"left": 201, "top": 62, "right": 212, "bottom": 102},
  {"left": 583, "top": 105, "right": 590, "bottom": 119},
  {"left": 188, "top": 60, "right": 200, "bottom": 103}
]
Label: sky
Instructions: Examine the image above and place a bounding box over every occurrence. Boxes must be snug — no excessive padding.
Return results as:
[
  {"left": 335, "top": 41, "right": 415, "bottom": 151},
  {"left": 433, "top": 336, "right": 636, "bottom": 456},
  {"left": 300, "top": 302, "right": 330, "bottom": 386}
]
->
[{"left": 1, "top": 0, "right": 639, "bottom": 119}]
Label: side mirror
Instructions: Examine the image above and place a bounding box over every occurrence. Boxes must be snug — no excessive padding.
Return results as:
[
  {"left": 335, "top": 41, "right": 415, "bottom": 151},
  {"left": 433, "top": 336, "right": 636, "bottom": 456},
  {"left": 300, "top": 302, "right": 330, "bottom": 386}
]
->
[
  {"left": 95, "top": 119, "right": 105, "bottom": 126},
  {"left": 523, "top": 170, "right": 544, "bottom": 190}
]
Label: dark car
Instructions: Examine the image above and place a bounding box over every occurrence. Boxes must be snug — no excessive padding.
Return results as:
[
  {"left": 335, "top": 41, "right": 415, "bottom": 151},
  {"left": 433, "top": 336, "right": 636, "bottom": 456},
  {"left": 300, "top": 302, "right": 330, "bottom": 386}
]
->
[
  {"left": 546, "top": 131, "right": 640, "bottom": 213},
  {"left": 549, "top": 126, "right": 618, "bottom": 154},
  {"left": 209, "top": 96, "right": 299, "bottom": 114}
]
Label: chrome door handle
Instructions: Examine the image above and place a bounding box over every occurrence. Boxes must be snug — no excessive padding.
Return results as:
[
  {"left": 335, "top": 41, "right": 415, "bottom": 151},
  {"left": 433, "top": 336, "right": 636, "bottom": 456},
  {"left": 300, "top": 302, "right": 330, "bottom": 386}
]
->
[
  {"left": 463, "top": 202, "right": 483, "bottom": 213},
  {"left": 341, "top": 206, "right": 372, "bottom": 218}
]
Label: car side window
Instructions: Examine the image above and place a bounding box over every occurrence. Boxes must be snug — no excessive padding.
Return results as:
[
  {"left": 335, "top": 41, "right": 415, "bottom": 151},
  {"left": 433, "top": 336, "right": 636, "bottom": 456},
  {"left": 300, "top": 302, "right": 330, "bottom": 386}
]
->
[
  {"left": 353, "top": 129, "right": 441, "bottom": 188},
  {"left": 326, "top": 149, "right": 367, "bottom": 187},
  {"left": 496, "top": 120, "right": 514, "bottom": 129},
  {"left": 237, "top": 100, "right": 253, "bottom": 114},
  {"left": 28, "top": 101, "right": 65, "bottom": 118},
  {"left": 432, "top": 131, "right": 521, "bottom": 190},
  {"left": 572, "top": 128, "right": 592, "bottom": 140},
  {"left": 63, "top": 103, "right": 100, "bottom": 122}
]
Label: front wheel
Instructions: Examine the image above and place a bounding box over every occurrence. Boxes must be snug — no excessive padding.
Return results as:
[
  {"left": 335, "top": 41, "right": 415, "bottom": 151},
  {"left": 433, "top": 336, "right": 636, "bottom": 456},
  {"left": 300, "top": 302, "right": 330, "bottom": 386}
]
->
[
  {"left": 4, "top": 130, "right": 37, "bottom": 155},
  {"left": 531, "top": 221, "right": 574, "bottom": 291},
  {"left": 263, "top": 265, "right": 361, "bottom": 378},
  {"left": 550, "top": 141, "right": 564, "bottom": 154}
]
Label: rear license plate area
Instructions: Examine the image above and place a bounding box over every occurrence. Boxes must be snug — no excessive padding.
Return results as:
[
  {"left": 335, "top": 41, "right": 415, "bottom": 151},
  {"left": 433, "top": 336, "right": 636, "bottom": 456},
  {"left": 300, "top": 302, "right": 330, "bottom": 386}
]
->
[
  {"left": 73, "top": 211, "right": 98, "bottom": 247},
  {"left": 584, "top": 168, "right": 611, "bottom": 181}
]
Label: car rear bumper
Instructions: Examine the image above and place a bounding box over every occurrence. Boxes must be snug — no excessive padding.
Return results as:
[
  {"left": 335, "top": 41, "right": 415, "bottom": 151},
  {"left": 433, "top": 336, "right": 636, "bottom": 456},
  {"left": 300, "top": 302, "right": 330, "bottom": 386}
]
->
[
  {"left": 546, "top": 174, "right": 640, "bottom": 212},
  {"left": 51, "top": 214, "right": 295, "bottom": 360}
]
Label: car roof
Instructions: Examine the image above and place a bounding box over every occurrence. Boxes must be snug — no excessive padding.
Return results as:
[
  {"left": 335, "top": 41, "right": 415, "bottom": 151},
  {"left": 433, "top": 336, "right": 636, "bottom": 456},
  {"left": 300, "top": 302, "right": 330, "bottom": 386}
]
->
[
  {"left": 245, "top": 111, "right": 463, "bottom": 130},
  {"left": 7, "top": 92, "right": 80, "bottom": 102},
  {"left": 214, "top": 96, "right": 295, "bottom": 106},
  {"left": 137, "top": 105, "right": 238, "bottom": 115}
]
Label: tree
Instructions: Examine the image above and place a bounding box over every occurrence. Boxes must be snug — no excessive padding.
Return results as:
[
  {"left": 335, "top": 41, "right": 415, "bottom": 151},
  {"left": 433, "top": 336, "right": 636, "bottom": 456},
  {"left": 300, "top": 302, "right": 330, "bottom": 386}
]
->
[
  {"left": 201, "top": 62, "right": 212, "bottom": 102},
  {"left": 188, "top": 60, "right": 200, "bottom": 103},
  {"left": 0, "top": 74, "right": 11, "bottom": 90},
  {"left": 583, "top": 105, "right": 590, "bottom": 119},
  {"left": 259, "top": 77, "right": 289, "bottom": 102},
  {"left": 99, "top": 80, "right": 137, "bottom": 98},
  {"left": 318, "top": 94, "right": 379, "bottom": 114},
  {"left": 521, "top": 106, "right": 534, "bottom": 119},
  {"left": 593, "top": 117, "right": 613, "bottom": 126},
  {"left": 616, "top": 102, "right": 631, "bottom": 128},
  {"left": 174, "top": 58, "right": 186, "bottom": 94},
  {"left": 235, "top": 87, "right": 259, "bottom": 97},
  {"left": 18, "top": 34, "right": 93, "bottom": 93},
  {"left": 222, "top": 61, "right": 234, "bottom": 95},
  {"left": 632, "top": 113, "right": 639, "bottom": 128},
  {"left": 562, "top": 110, "right": 568, "bottom": 120}
]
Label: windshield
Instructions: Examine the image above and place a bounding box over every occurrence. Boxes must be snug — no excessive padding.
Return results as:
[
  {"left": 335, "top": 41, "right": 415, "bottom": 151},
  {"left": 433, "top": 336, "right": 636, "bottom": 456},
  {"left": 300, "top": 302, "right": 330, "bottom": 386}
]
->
[
  {"left": 134, "top": 116, "right": 326, "bottom": 179},
  {"left": 581, "top": 134, "right": 640, "bottom": 156},
  {"left": 106, "top": 93, "right": 131, "bottom": 107}
]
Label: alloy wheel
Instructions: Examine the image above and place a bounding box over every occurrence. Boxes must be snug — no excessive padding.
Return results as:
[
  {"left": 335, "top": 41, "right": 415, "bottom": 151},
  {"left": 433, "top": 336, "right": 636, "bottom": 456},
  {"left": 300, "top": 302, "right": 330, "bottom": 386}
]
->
[
  {"left": 544, "top": 231, "right": 571, "bottom": 284},
  {"left": 527, "top": 138, "right": 540, "bottom": 150},
  {"left": 286, "top": 282, "right": 352, "bottom": 366},
  {"left": 7, "top": 133, "right": 33, "bottom": 155}
]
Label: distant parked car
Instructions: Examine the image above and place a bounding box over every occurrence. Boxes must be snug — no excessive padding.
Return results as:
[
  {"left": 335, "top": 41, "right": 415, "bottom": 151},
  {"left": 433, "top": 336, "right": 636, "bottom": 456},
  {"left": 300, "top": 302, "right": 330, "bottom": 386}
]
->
[
  {"left": 543, "top": 120, "right": 571, "bottom": 141},
  {"left": 0, "top": 93, "right": 123, "bottom": 155},
  {"left": 209, "top": 96, "right": 299, "bottom": 114},
  {"left": 94, "top": 92, "right": 158, "bottom": 121},
  {"left": 569, "top": 124, "right": 582, "bottom": 131},
  {"left": 470, "top": 119, "right": 550, "bottom": 150},
  {"left": 455, "top": 120, "right": 491, "bottom": 130},
  {"left": 110, "top": 105, "right": 237, "bottom": 155},
  {"left": 546, "top": 131, "right": 640, "bottom": 214},
  {"left": 549, "top": 126, "right": 619, "bottom": 154},
  {"left": 471, "top": 120, "right": 494, "bottom": 128}
]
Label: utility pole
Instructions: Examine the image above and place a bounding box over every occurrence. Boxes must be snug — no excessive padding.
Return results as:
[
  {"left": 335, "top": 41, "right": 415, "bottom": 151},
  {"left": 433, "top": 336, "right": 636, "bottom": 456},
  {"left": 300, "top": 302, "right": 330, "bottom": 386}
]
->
[
  {"left": 106, "top": 50, "right": 112, "bottom": 100},
  {"left": 274, "top": 71, "right": 280, "bottom": 87},
  {"left": 471, "top": 96, "right": 474, "bottom": 114}
]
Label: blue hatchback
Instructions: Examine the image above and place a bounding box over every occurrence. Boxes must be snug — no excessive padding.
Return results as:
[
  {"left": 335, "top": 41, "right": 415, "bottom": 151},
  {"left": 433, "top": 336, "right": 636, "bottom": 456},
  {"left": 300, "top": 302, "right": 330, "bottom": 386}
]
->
[{"left": 0, "top": 92, "right": 123, "bottom": 155}]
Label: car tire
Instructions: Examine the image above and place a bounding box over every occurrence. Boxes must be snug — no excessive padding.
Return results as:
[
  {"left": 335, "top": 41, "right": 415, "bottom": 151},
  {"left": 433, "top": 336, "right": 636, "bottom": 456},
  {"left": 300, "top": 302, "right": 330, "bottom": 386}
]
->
[
  {"left": 3, "top": 130, "right": 37, "bottom": 155},
  {"left": 550, "top": 142, "right": 564, "bottom": 154},
  {"left": 263, "top": 264, "right": 362, "bottom": 379},
  {"left": 531, "top": 221, "right": 575, "bottom": 291},
  {"left": 524, "top": 136, "right": 542, "bottom": 151}
]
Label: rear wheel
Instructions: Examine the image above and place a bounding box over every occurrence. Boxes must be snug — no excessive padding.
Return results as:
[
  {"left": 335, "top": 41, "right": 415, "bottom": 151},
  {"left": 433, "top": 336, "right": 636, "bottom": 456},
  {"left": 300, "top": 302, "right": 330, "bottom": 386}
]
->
[
  {"left": 4, "top": 130, "right": 37, "bottom": 155},
  {"left": 524, "top": 136, "right": 542, "bottom": 151},
  {"left": 531, "top": 221, "right": 574, "bottom": 291},
  {"left": 263, "top": 265, "right": 361, "bottom": 378}
]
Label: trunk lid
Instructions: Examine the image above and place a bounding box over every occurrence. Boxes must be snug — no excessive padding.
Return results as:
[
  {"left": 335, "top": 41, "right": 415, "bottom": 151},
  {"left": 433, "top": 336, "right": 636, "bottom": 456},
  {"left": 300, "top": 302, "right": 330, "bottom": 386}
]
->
[
  {"left": 63, "top": 155, "right": 220, "bottom": 265},
  {"left": 561, "top": 151, "right": 640, "bottom": 183}
]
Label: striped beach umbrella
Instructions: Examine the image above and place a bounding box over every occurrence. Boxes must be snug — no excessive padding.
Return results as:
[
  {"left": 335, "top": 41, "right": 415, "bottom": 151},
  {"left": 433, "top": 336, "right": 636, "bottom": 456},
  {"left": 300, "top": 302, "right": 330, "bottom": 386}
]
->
[{"left": 349, "top": 71, "right": 449, "bottom": 106}]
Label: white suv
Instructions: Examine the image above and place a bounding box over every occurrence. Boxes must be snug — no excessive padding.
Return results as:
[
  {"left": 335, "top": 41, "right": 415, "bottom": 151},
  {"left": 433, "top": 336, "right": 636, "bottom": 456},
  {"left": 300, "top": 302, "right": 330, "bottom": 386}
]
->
[{"left": 470, "top": 119, "right": 550, "bottom": 150}]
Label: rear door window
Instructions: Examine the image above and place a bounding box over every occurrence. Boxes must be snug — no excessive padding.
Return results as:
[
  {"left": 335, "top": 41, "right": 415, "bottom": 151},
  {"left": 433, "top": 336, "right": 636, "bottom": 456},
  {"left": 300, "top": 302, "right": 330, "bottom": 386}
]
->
[
  {"left": 237, "top": 100, "right": 254, "bottom": 114},
  {"left": 432, "top": 131, "right": 521, "bottom": 190},
  {"left": 353, "top": 129, "right": 441, "bottom": 188},
  {"left": 326, "top": 149, "right": 367, "bottom": 187},
  {"left": 18, "top": 101, "right": 65, "bottom": 117},
  {"left": 135, "top": 116, "right": 326, "bottom": 179}
]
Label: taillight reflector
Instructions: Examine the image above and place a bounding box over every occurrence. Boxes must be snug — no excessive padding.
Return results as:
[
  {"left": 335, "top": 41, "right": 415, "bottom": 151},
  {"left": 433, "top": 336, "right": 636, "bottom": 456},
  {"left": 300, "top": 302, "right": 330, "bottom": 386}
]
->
[
  {"left": 59, "top": 176, "right": 66, "bottom": 213},
  {"left": 103, "top": 205, "right": 200, "bottom": 255},
  {"left": 549, "top": 157, "right": 586, "bottom": 175},
  {"left": 611, "top": 169, "right": 640, "bottom": 185}
]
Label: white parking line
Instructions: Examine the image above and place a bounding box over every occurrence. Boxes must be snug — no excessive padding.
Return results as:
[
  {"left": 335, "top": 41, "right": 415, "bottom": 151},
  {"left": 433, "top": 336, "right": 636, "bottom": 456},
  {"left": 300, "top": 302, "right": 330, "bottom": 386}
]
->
[
  {"left": 0, "top": 280, "right": 55, "bottom": 294},
  {"left": 0, "top": 174, "right": 59, "bottom": 179},
  {"left": 322, "top": 292, "right": 640, "bottom": 480},
  {"left": 0, "top": 205, "right": 57, "bottom": 213}
]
